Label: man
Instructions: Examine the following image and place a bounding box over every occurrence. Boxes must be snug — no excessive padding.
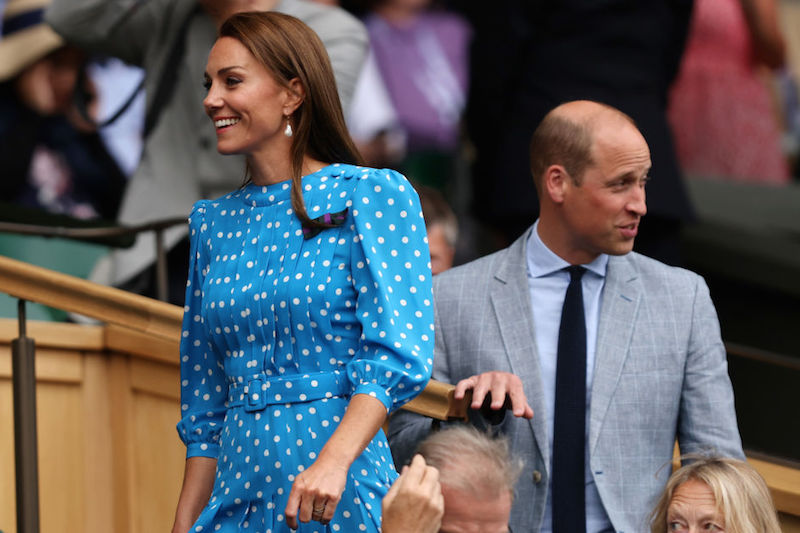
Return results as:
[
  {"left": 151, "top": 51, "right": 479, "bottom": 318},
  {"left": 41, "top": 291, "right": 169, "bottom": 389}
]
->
[
  {"left": 45, "top": 0, "right": 367, "bottom": 303},
  {"left": 389, "top": 101, "right": 743, "bottom": 532},
  {"left": 457, "top": 1, "right": 694, "bottom": 265},
  {"left": 383, "top": 425, "right": 520, "bottom": 533}
]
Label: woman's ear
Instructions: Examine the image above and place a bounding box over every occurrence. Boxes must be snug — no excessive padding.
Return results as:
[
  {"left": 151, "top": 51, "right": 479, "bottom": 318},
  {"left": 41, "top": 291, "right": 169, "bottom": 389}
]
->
[{"left": 284, "top": 77, "right": 305, "bottom": 115}]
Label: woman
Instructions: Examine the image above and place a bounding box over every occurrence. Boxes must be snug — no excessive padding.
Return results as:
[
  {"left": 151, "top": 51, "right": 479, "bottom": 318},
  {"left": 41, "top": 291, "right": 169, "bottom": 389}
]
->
[
  {"left": 650, "top": 456, "right": 781, "bottom": 533},
  {"left": 172, "top": 12, "right": 433, "bottom": 533},
  {"left": 667, "top": 0, "right": 789, "bottom": 184}
]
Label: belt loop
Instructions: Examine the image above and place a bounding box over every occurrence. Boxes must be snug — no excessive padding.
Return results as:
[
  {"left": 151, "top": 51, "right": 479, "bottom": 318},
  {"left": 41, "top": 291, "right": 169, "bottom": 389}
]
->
[{"left": 245, "top": 375, "right": 268, "bottom": 412}]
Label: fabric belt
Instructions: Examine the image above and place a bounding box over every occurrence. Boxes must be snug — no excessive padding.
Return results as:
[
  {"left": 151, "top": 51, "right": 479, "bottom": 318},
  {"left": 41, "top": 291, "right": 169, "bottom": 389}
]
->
[{"left": 227, "top": 370, "right": 350, "bottom": 412}]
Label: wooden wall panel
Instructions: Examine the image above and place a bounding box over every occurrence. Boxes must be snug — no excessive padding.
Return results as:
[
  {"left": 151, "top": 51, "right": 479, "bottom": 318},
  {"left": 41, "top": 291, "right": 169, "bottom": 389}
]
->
[
  {"left": 0, "top": 361, "right": 18, "bottom": 532},
  {"left": 0, "top": 347, "right": 86, "bottom": 533},
  {"left": 37, "top": 380, "right": 86, "bottom": 533},
  {"left": 130, "top": 391, "right": 184, "bottom": 532}
]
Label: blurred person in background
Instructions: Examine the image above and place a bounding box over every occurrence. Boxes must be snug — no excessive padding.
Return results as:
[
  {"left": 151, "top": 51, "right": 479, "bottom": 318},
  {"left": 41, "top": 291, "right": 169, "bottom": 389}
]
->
[
  {"left": 359, "top": 0, "right": 470, "bottom": 190},
  {"left": 417, "top": 183, "right": 458, "bottom": 275},
  {"left": 0, "top": 0, "right": 126, "bottom": 220},
  {"left": 650, "top": 456, "right": 781, "bottom": 533},
  {"left": 668, "top": 0, "right": 790, "bottom": 184},
  {"left": 45, "top": 0, "right": 368, "bottom": 304}
]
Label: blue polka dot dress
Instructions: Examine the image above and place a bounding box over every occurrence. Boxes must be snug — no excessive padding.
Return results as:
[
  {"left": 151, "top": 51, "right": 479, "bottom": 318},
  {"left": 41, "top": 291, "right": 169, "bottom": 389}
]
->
[{"left": 177, "top": 164, "right": 434, "bottom": 532}]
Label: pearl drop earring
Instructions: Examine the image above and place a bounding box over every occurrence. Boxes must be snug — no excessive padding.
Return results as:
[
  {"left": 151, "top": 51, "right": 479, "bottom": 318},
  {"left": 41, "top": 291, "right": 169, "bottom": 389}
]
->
[{"left": 284, "top": 115, "right": 293, "bottom": 137}]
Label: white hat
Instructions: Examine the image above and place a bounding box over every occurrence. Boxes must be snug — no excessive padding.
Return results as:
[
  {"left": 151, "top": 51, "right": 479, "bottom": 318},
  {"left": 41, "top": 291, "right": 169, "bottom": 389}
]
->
[{"left": 0, "top": 0, "right": 64, "bottom": 82}]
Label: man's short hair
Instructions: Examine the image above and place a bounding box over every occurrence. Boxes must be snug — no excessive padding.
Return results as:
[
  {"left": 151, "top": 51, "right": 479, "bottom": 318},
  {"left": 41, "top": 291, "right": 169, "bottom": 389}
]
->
[
  {"left": 417, "top": 425, "right": 522, "bottom": 501},
  {"left": 529, "top": 101, "right": 636, "bottom": 189}
]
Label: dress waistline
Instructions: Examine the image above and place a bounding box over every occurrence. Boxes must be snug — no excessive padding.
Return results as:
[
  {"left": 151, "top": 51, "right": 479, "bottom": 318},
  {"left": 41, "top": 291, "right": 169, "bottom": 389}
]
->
[{"left": 227, "top": 370, "right": 350, "bottom": 412}]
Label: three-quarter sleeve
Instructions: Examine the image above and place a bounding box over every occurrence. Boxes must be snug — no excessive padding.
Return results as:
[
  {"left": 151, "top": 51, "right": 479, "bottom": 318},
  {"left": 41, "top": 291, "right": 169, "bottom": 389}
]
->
[
  {"left": 176, "top": 201, "right": 228, "bottom": 459},
  {"left": 346, "top": 169, "right": 434, "bottom": 412}
]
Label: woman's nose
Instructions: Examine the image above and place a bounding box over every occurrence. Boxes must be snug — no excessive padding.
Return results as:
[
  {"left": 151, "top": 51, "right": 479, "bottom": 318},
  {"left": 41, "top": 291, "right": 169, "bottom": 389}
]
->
[{"left": 203, "top": 85, "right": 221, "bottom": 114}]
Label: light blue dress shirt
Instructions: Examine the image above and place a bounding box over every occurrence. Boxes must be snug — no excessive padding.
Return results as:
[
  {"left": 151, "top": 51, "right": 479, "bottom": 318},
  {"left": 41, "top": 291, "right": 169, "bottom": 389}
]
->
[{"left": 526, "top": 221, "right": 614, "bottom": 533}]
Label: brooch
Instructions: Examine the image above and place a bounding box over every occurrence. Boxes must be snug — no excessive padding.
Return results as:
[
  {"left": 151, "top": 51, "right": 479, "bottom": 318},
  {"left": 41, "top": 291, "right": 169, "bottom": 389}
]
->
[{"left": 301, "top": 207, "right": 349, "bottom": 239}]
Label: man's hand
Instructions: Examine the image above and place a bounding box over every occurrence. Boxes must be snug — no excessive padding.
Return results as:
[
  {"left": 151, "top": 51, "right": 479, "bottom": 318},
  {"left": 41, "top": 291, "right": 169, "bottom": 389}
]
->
[
  {"left": 382, "top": 454, "right": 443, "bottom": 533},
  {"left": 454, "top": 372, "right": 534, "bottom": 419}
]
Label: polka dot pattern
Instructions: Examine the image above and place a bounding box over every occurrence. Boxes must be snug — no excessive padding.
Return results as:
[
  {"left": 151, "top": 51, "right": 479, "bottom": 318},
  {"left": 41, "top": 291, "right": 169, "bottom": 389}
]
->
[{"left": 176, "top": 164, "right": 434, "bottom": 532}]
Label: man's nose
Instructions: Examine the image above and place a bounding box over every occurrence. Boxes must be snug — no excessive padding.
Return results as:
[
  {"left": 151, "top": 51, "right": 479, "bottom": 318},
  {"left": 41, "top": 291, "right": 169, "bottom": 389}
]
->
[{"left": 627, "top": 185, "right": 647, "bottom": 216}]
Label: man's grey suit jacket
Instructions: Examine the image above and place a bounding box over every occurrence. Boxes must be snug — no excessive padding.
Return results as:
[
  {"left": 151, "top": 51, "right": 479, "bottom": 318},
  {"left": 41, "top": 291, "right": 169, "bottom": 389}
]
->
[{"left": 388, "top": 228, "right": 743, "bottom": 532}]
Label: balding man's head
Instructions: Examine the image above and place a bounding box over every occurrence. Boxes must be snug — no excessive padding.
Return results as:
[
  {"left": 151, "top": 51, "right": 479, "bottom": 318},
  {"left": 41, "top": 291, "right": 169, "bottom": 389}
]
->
[{"left": 530, "top": 100, "right": 637, "bottom": 191}]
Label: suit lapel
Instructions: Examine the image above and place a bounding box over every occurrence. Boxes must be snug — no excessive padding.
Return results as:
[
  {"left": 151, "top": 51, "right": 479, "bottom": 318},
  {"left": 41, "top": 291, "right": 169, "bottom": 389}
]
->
[
  {"left": 589, "top": 254, "right": 641, "bottom": 454},
  {"left": 490, "top": 232, "right": 551, "bottom": 471}
]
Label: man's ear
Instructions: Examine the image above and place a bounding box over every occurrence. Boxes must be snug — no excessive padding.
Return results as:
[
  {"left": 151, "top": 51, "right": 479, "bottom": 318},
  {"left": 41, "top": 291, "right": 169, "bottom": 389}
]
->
[
  {"left": 284, "top": 77, "right": 305, "bottom": 114},
  {"left": 543, "top": 164, "right": 570, "bottom": 204}
]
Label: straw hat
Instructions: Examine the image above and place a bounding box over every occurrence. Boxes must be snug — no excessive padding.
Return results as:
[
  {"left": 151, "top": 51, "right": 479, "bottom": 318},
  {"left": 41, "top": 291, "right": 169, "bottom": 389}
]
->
[{"left": 0, "top": 0, "right": 64, "bottom": 82}]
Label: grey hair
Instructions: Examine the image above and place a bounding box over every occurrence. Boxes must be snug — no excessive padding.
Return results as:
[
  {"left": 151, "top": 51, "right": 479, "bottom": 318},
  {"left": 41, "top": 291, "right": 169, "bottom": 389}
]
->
[{"left": 417, "top": 425, "right": 523, "bottom": 501}]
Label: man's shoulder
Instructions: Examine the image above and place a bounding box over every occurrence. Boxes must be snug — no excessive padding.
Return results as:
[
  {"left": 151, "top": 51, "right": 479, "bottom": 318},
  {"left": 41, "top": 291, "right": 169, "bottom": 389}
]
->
[
  {"left": 434, "top": 246, "right": 518, "bottom": 292},
  {"left": 612, "top": 251, "right": 704, "bottom": 292}
]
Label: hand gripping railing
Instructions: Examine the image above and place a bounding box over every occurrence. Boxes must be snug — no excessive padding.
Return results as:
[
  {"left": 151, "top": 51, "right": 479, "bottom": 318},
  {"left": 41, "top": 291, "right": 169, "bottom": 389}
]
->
[{"left": 0, "top": 254, "right": 469, "bottom": 533}]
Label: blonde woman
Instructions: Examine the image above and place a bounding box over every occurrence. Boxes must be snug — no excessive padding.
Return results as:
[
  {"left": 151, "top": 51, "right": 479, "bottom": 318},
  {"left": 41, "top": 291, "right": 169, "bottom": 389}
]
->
[{"left": 650, "top": 456, "right": 781, "bottom": 533}]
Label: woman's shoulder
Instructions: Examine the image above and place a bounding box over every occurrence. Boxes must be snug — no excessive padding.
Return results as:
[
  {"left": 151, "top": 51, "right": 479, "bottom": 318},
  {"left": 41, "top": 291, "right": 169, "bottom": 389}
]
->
[
  {"left": 188, "top": 189, "right": 251, "bottom": 222},
  {"left": 341, "top": 165, "right": 418, "bottom": 204}
]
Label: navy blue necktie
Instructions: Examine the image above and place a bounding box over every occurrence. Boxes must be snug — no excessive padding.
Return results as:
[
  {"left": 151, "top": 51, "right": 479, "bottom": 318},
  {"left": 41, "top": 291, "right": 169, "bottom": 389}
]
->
[{"left": 552, "top": 265, "right": 587, "bottom": 533}]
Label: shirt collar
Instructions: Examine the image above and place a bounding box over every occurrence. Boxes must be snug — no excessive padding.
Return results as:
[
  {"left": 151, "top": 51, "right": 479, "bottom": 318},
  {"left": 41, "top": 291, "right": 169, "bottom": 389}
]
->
[{"left": 526, "top": 220, "right": 609, "bottom": 279}]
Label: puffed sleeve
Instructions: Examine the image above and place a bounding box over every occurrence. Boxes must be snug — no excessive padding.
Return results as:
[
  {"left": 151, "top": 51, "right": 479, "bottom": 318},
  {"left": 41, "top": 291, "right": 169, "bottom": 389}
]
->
[
  {"left": 176, "top": 201, "right": 227, "bottom": 459},
  {"left": 346, "top": 169, "right": 434, "bottom": 412}
]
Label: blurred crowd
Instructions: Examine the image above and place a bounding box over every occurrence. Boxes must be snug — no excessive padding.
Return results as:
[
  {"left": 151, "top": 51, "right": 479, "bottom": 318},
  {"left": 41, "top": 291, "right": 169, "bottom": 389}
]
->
[{"left": 1, "top": 0, "right": 799, "bottom": 301}]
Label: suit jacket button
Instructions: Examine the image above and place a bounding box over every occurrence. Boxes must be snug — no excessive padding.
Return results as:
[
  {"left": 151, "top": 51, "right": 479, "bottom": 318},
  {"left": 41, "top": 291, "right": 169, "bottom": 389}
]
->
[{"left": 532, "top": 470, "right": 542, "bottom": 484}]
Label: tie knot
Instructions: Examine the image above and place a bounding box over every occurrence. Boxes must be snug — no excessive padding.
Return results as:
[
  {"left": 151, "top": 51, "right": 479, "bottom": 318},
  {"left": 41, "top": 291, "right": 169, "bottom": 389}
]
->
[{"left": 566, "top": 265, "right": 586, "bottom": 281}]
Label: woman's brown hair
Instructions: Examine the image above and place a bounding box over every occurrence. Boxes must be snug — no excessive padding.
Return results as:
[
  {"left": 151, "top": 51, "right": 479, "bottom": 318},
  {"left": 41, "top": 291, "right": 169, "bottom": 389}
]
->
[{"left": 219, "top": 11, "right": 363, "bottom": 227}]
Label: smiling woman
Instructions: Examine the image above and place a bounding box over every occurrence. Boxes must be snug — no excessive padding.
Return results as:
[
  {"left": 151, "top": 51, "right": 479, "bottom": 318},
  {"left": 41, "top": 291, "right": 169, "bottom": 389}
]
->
[
  {"left": 649, "top": 457, "right": 781, "bottom": 533},
  {"left": 172, "top": 12, "right": 434, "bottom": 533}
]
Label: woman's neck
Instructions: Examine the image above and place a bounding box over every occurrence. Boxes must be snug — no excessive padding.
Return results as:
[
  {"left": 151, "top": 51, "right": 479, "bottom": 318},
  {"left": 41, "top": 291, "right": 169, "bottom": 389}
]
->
[{"left": 247, "top": 150, "right": 328, "bottom": 186}]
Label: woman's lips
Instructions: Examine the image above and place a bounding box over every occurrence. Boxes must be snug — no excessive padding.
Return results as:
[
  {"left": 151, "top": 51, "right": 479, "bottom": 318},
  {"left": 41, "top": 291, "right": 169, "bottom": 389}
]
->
[{"left": 214, "top": 117, "right": 240, "bottom": 129}]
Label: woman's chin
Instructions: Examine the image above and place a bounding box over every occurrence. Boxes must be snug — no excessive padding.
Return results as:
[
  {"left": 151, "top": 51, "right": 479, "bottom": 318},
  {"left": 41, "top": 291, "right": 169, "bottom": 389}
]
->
[{"left": 216, "top": 144, "right": 242, "bottom": 156}]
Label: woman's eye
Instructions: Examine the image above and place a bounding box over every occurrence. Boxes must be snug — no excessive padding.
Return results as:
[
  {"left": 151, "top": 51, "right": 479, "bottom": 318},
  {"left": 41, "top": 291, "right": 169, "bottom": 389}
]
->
[
  {"left": 203, "top": 79, "right": 211, "bottom": 91},
  {"left": 226, "top": 77, "right": 242, "bottom": 87}
]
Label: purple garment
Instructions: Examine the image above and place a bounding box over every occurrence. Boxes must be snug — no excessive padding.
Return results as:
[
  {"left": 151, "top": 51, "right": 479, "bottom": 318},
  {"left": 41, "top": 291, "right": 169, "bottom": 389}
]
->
[{"left": 365, "top": 12, "right": 470, "bottom": 152}]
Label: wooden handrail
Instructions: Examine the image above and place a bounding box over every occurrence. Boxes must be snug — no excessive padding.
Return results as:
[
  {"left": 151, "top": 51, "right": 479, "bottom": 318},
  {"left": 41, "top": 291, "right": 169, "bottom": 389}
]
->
[
  {"left": 0, "top": 254, "right": 181, "bottom": 342},
  {"left": 0, "top": 254, "right": 466, "bottom": 420}
]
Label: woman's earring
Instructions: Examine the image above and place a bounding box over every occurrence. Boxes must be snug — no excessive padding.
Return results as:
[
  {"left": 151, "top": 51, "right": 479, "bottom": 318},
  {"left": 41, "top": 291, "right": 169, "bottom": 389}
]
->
[{"left": 284, "top": 115, "right": 293, "bottom": 138}]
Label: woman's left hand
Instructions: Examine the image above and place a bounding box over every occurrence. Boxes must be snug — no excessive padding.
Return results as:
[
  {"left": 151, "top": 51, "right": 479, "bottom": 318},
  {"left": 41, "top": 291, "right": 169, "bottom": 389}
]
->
[{"left": 285, "top": 456, "right": 349, "bottom": 528}]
